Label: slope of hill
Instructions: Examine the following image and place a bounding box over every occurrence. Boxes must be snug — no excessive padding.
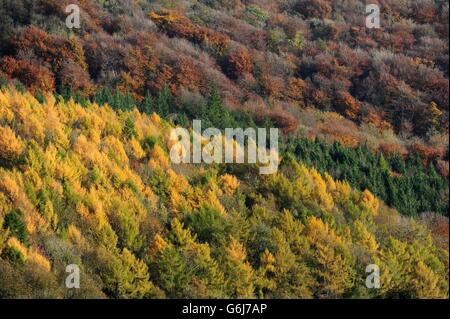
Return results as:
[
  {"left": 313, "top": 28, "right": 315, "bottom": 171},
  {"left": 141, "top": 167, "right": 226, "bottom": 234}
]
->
[
  {"left": 0, "top": 87, "right": 448, "bottom": 298},
  {"left": 0, "top": 0, "right": 448, "bottom": 159},
  {"left": 0, "top": 0, "right": 449, "bottom": 300}
]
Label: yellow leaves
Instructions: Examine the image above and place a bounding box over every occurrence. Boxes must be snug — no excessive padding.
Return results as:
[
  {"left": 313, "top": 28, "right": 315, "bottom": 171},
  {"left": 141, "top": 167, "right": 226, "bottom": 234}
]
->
[
  {"left": 128, "top": 138, "right": 146, "bottom": 160},
  {"left": 0, "top": 171, "right": 21, "bottom": 202},
  {"left": 224, "top": 236, "right": 255, "bottom": 298},
  {"left": 170, "top": 218, "right": 196, "bottom": 247},
  {"left": 132, "top": 110, "right": 165, "bottom": 143},
  {"left": 167, "top": 169, "right": 190, "bottom": 192},
  {"left": 27, "top": 250, "right": 52, "bottom": 272},
  {"left": 0, "top": 102, "right": 14, "bottom": 123},
  {"left": 117, "top": 188, "right": 148, "bottom": 223},
  {"left": 312, "top": 241, "right": 354, "bottom": 297},
  {"left": 302, "top": 212, "right": 356, "bottom": 297},
  {"left": 148, "top": 144, "right": 170, "bottom": 169},
  {"left": 24, "top": 114, "right": 46, "bottom": 144},
  {"left": 375, "top": 237, "right": 448, "bottom": 298},
  {"left": 220, "top": 174, "right": 240, "bottom": 195},
  {"left": 206, "top": 189, "right": 226, "bottom": 215},
  {"left": 23, "top": 169, "right": 43, "bottom": 190},
  {"left": 109, "top": 165, "right": 128, "bottom": 188},
  {"left": 42, "top": 144, "right": 59, "bottom": 177},
  {"left": 167, "top": 169, "right": 193, "bottom": 214},
  {"left": 0, "top": 90, "right": 14, "bottom": 123},
  {"left": 324, "top": 173, "right": 336, "bottom": 192},
  {"left": 429, "top": 101, "right": 443, "bottom": 119},
  {"left": 6, "top": 237, "right": 52, "bottom": 271},
  {"left": 270, "top": 164, "right": 345, "bottom": 213},
  {"left": 186, "top": 183, "right": 225, "bottom": 215},
  {"left": 67, "top": 224, "right": 82, "bottom": 245},
  {"left": 0, "top": 126, "right": 24, "bottom": 161},
  {"left": 114, "top": 248, "right": 153, "bottom": 299},
  {"left": 332, "top": 180, "right": 352, "bottom": 204},
  {"left": 359, "top": 189, "right": 379, "bottom": 215},
  {"left": 150, "top": 112, "right": 161, "bottom": 124},
  {"left": 86, "top": 189, "right": 107, "bottom": 226},
  {"left": 101, "top": 135, "right": 129, "bottom": 166},
  {"left": 277, "top": 209, "right": 307, "bottom": 252},
  {"left": 56, "top": 163, "right": 78, "bottom": 186},
  {"left": 353, "top": 220, "right": 379, "bottom": 252},
  {"left": 291, "top": 164, "right": 313, "bottom": 202},
  {"left": 7, "top": 237, "right": 27, "bottom": 259},
  {"left": 0, "top": 170, "right": 45, "bottom": 233},
  {"left": 148, "top": 234, "right": 169, "bottom": 258},
  {"left": 310, "top": 169, "right": 334, "bottom": 211},
  {"left": 143, "top": 186, "right": 158, "bottom": 205},
  {"left": 42, "top": 98, "right": 69, "bottom": 147},
  {"left": 169, "top": 190, "right": 189, "bottom": 215},
  {"left": 41, "top": 199, "right": 58, "bottom": 230},
  {"left": 305, "top": 216, "right": 330, "bottom": 242},
  {"left": 76, "top": 203, "right": 90, "bottom": 220},
  {"left": 412, "top": 261, "right": 444, "bottom": 299},
  {"left": 305, "top": 216, "right": 343, "bottom": 247},
  {"left": 0, "top": 86, "right": 446, "bottom": 299},
  {"left": 75, "top": 103, "right": 104, "bottom": 144},
  {"left": 73, "top": 134, "right": 106, "bottom": 168},
  {"left": 166, "top": 168, "right": 229, "bottom": 215},
  {"left": 7, "top": 90, "right": 46, "bottom": 144},
  {"left": 261, "top": 249, "right": 276, "bottom": 273},
  {"left": 227, "top": 237, "right": 247, "bottom": 262},
  {"left": 310, "top": 169, "right": 325, "bottom": 189}
]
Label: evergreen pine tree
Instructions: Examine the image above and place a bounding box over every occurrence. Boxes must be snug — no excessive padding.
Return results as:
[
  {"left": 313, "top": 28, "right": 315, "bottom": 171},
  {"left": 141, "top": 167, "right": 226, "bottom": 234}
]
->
[
  {"left": 140, "top": 91, "right": 154, "bottom": 114},
  {"left": 157, "top": 83, "right": 172, "bottom": 117}
]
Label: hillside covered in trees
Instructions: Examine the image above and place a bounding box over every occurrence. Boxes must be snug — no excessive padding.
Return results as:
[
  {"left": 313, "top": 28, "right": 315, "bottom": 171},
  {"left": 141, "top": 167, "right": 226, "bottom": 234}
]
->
[
  {"left": 0, "top": 0, "right": 448, "bottom": 157},
  {"left": 0, "top": 87, "right": 448, "bottom": 298},
  {"left": 0, "top": 0, "right": 449, "bottom": 299}
]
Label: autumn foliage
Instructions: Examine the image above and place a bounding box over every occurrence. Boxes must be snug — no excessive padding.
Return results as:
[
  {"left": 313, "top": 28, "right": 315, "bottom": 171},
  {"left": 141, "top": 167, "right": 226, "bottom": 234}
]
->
[
  {"left": 225, "top": 46, "right": 253, "bottom": 78},
  {"left": 150, "top": 10, "right": 230, "bottom": 53},
  {"left": 0, "top": 0, "right": 446, "bottom": 156},
  {"left": 0, "top": 0, "right": 448, "bottom": 299},
  {"left": 0, "top": 87, "right": 447, "bottom": 299},
  {"left": 0, "top": 56, "right": 54, "bottom": 93}
]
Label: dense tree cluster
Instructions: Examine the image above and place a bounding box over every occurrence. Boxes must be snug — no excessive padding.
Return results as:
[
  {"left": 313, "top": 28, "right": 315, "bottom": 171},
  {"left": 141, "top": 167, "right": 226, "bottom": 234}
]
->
[
  {"left": 0, "top": 0, "right": 448, "bottom": 162},
  {"left": 54, "top": 83, "right": 449, "bottom": 218},
  {"left": 0, "top": 87, "right": 448, "bottom": 298},
  {"left": 283, "top": 138, "right": 449, "bottom": 217},
  {"left": 0, "top": 0, "right": 448, "bottom": 299}
]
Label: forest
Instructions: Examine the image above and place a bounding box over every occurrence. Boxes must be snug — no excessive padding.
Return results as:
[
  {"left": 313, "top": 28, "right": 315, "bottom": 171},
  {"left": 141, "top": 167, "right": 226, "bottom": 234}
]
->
[
  {"left": 0, "top": 87, "right": 448, "bottom": 298},
  {"left": 0, "top": 0, "right": 448, "bottom": 299}
]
